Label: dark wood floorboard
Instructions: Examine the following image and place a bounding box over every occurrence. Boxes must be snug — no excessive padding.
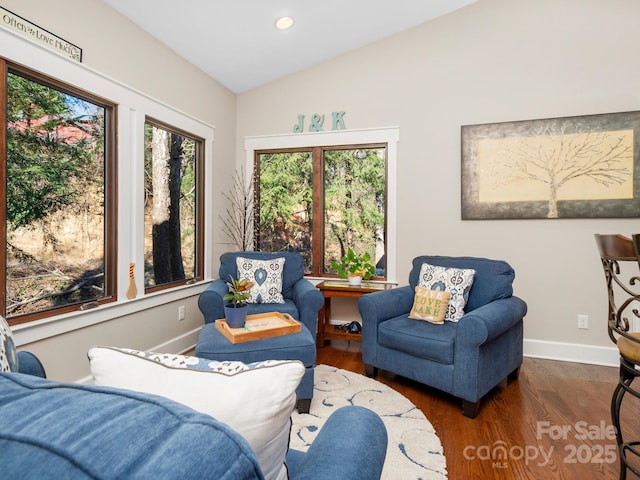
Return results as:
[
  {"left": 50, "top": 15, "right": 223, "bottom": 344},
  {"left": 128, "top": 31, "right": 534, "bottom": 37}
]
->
[{"left": 316, "top": 341, "right": 638, "bottom": 480}]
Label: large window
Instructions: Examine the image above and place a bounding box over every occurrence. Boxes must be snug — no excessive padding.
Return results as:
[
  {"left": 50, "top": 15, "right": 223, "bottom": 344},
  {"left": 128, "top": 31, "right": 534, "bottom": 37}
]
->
[
  {"left": 2, "top": 62, "right": 116, "bottom": 324},
  {"left": 143, "top": 119, "right": 204, "bottom": 291},
  {"left": 0, "top": 32, "right": 214, "bottom": 341},
  {"left": 255, "top": 144, "right": 387, "bottom": 278}
]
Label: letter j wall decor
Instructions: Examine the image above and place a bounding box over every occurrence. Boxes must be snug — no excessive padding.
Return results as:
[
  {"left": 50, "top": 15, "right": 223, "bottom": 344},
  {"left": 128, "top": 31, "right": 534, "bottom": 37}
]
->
[{"left": 461, "top": 110, "right": 640, "bottom": 219}]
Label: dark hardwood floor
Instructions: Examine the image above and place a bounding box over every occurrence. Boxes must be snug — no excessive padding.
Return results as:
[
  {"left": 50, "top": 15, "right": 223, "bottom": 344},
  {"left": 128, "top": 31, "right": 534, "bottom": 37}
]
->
[{"left": 316, "top": 341, "right": 638, "bottom": 480}]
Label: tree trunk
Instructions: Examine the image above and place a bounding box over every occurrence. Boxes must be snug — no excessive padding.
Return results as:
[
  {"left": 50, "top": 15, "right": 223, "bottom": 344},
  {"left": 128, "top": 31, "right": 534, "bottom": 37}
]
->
[
  {"left": 168, "top": 134, "right": 185, "bottom": 280},
  {"left": 548, "top": 183, "right": 559, "bottom": 219},
  {"left": 151, "top": 128, "right": 172, "bottom": 284}
]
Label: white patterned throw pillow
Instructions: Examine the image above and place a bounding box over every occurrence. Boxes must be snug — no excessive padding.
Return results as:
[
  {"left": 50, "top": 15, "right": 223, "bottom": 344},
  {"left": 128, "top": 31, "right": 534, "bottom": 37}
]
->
[
  {"left": 0, "top": 316, "right": 18, "bottom": 372},
  {"left": 417, "top": 263, "right": 476, "bottom": 322},
  {"left": 88, "top": 346, "right": 304, "bottom": 480},
  {"left": 236, "top": 256, "right": 286, "bottom": 304}
]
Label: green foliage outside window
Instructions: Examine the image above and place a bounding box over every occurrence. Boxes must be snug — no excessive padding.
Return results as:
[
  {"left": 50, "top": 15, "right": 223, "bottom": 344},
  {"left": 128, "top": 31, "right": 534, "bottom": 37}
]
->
[
  {"left": 257, "top": 151, "right": 313, "bottom": 270},
  {"left": 6, "top": 74, "right": 99, "bottom": 230},
  {"left": 323, "top": 148, "right": 385, "bottom": 274},
  {"left": 5, "top": 71, "right": 108, "bottom": 319},
  {"left": 256, "top": 146, "right": 386, "bottom": 277}
]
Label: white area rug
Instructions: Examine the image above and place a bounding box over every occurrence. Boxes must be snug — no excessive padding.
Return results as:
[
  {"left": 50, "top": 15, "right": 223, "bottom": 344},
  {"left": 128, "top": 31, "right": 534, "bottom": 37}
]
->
[{"left": 290, "top": 364, "right": 447, "bottom": 479}]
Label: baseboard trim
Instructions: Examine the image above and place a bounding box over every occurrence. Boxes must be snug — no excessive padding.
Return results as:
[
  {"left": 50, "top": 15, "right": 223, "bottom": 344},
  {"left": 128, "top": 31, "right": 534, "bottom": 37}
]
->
[
  {"left": 523, "top": 338, "right": 619, "bottom": 367},
  {"left": 77, "top": 333, "right": 617, "bottom": 384},
  {"left": 76, "top": 327, "right": 201, "bottom": 384},
  {"left": 153, "top": 327, "right": 200, "bottom": 355}
]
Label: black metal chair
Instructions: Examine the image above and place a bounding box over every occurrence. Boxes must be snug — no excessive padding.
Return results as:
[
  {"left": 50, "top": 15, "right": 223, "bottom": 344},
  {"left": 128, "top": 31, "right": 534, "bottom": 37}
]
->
[{"left": 595, "top": 233, "right": 640, "bottom": 479}]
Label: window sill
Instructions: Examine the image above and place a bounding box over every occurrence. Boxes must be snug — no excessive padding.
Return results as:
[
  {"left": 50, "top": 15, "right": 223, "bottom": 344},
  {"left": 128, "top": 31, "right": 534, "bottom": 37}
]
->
[{"left": 12, "top": 281, "right": 210, "bottom": 346}]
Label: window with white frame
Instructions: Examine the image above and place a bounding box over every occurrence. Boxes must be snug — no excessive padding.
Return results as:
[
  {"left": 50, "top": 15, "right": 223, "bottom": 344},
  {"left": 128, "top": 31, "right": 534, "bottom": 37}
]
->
[
  {"left": 245, "top": 128, "right": 399, "bottom": 283},
  {"left": 2, "top": 61, "right": 117, "bottom": 324},
  {"left": 0, "top": 41, "right": 213, "bottom": 329}
]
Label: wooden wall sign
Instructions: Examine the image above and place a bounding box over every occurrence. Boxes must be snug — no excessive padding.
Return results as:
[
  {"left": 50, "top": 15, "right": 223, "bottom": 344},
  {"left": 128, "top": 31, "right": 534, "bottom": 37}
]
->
[{"left": 0, "top": 7, "right": 82, "bottom": 62}]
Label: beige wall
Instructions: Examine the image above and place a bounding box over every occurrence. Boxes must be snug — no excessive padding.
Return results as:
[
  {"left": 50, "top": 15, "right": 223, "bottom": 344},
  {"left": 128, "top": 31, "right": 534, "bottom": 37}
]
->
[
  {"left": 0, "top": 0, "right": 237, "bottom": 381},
  {"left": 236, "top": 0, "right": 640, "bottom": 364},
  {"left": 2, "top": 0, "right": 637, "bottom": 376}
]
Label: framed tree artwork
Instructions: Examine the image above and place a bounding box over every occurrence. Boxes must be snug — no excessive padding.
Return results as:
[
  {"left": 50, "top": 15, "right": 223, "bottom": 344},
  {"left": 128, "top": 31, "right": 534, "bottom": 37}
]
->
[{"left": 461, "top": 110, "right": 640, "bottom": 219}]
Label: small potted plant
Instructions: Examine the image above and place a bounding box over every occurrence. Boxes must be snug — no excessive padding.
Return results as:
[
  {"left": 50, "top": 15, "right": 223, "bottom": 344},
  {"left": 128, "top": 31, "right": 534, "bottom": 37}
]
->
[
  {"left": 223, "top": 275, "right": 254, "bottom": 327},
  {"left": 331, "top": 248, "right": 376, "bottom": 286}
]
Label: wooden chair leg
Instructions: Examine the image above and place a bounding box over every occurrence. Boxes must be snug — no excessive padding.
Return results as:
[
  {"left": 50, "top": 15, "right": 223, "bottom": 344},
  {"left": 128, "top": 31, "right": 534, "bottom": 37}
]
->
[
  {"left": 508, "top": 366, "right": 521, "bottom": 381},
  {"left": 365, "top": 364, "right": 378, "bottom": 378},
  {"left": 296, "top": 398, "right": 311, "bottom": 414},
  {"left": 462, "top": 399, "right": 480, "bottom": 419}
]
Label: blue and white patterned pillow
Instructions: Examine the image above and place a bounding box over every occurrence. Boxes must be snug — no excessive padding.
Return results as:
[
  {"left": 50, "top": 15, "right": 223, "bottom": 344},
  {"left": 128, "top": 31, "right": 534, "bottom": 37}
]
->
[
  {"left": 236, "top": 257, "right": 286, "bottom": 304},
  {"left": 124, "top": 348, "right": 284, "bottom": 373},
  {"left": 0, "top": 316, "right": 18, "bottom": 372},
  {"left": 417, "top": 263, "right": 475, "bottom": 322}
]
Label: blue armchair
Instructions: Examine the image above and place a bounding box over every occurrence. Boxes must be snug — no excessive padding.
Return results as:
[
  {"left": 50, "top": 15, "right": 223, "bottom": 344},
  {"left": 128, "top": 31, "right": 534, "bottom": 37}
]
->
[
  {"left": 17, "top": 351, "right": 47, "bottom": 377},
  {"left": 359, "top": 255, "right": 527, "bottom": 418},
  {"left": 198, "top": 251, "right": 322, "bottom": 329},
  {"left": 197, "top": 251, "right": 323, "bottom": 413}
]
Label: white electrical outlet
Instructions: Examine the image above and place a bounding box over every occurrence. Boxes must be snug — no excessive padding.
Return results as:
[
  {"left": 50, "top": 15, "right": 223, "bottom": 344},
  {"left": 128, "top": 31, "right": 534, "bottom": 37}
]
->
[
  {"left": 578, "top": 314, "right": 588, "bottom": 329},
  {"left": 178, "top": 305, "right": 185, "bottom": 321}
]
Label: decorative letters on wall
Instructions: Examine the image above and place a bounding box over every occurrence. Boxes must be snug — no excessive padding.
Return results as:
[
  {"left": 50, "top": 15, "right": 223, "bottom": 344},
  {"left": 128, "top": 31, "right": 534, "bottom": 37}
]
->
[{"left": 293, "top": 111, "right": 347, "bottom": 133}]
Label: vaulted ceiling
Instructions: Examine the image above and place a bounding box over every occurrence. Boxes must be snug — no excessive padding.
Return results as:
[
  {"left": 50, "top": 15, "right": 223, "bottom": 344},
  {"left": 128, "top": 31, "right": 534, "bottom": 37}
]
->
[{"left": 103, "top": 0, "right": 477, "bottom": 93}]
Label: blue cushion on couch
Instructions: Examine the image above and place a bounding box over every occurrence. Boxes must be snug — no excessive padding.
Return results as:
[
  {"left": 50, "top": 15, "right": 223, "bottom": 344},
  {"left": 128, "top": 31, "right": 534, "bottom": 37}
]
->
[
  {"left": 378, "top": 316, "right": 457, "bottom": 364},
  {"left": 0, "top": 372, "right": 263, "bottom": 479}
]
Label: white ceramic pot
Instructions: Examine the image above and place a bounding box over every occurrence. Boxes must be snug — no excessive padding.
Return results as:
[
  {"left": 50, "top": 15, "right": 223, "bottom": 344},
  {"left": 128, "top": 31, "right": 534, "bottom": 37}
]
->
[{"left": 348, "top": 275, "right": 362, "bottom": 286}]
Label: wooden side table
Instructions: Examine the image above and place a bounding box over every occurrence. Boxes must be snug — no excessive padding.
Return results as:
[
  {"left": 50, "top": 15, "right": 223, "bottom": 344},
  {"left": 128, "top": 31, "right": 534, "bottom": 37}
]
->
[{"left": 316, "top": 280, "right": 393, "bottom": 346}]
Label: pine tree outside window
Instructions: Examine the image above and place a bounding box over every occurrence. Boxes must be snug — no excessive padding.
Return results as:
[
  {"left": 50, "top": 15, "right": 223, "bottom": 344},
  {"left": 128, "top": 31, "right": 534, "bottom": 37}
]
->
[{"left": 255, "top": 144, "right": 387, "bottom": 279}]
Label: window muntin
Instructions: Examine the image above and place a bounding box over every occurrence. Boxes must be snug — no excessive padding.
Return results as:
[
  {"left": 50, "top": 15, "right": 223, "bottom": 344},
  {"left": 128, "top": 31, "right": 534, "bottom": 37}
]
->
[
  {"left": 143, "top": 118, "right": 203, "bottom": 291},
  {"left": 3, "top": 65, "right": 116, "bottom": 324},
  {"left": 255, "top": 144, "right": 387, "bottom": 278}
]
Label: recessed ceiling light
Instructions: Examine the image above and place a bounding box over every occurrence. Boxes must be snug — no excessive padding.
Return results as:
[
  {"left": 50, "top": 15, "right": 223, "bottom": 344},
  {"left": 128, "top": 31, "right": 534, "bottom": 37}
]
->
[{"left": 275, "top": 16, "right": 294, "bottom": 30}]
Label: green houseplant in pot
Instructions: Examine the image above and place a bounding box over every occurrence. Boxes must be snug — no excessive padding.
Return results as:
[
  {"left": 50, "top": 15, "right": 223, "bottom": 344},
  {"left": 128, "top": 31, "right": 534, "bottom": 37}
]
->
[
  {"left": 331, "top": 248, "right": 376, "bottom": 286},
  {"left": 223, "top": 275, "right": 254, "bottom": 328}
]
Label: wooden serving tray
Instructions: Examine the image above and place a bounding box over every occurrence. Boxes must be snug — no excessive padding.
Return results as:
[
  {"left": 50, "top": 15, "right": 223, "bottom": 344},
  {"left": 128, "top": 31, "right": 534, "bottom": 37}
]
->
[{"left": 215, "top": 312, "right": 301, "bottom": 344}]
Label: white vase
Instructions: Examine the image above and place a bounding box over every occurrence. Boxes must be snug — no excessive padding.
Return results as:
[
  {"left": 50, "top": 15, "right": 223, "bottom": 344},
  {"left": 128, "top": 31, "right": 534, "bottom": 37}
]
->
[{"left": 348, "top": 275, "right": 362, "bottom": 286}]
